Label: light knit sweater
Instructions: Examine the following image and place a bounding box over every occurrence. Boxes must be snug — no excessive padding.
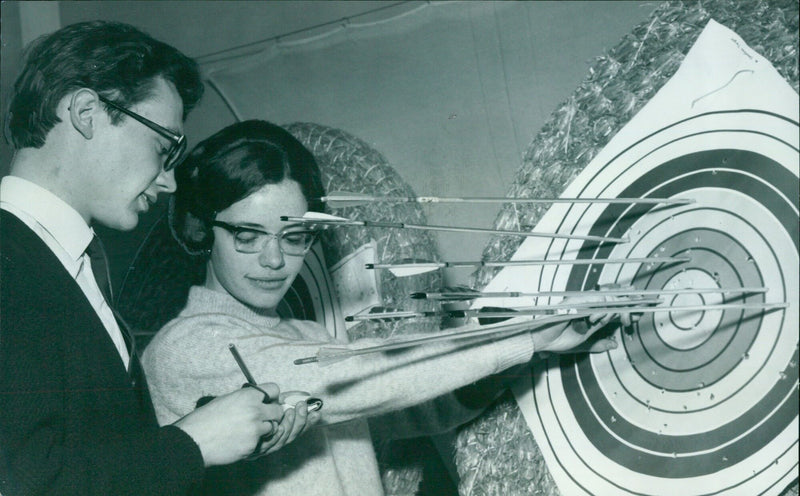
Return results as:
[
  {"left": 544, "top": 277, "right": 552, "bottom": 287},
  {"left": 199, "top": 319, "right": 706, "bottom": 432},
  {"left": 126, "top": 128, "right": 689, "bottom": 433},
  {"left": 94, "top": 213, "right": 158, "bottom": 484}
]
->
[{"left": 142, "top": 286, "right": 535, "bottom": 495}]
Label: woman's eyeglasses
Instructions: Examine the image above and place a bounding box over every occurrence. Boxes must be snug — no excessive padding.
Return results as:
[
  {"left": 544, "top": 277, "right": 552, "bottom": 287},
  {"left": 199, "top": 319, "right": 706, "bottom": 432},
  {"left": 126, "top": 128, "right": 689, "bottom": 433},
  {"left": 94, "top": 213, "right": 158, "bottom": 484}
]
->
[
  {"left": 212, "top": 221, "right": 318, "bottom": 256},
  {"left": 98, "top": 95, "right": 186, "bottom": 171}
]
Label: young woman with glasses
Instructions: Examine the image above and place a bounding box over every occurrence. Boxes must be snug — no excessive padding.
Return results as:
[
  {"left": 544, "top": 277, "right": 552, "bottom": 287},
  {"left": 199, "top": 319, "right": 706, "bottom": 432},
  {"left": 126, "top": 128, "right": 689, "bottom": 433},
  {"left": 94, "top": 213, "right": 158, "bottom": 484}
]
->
[{"left": 142, "top": 119, "right": 618, "bottom": 495}]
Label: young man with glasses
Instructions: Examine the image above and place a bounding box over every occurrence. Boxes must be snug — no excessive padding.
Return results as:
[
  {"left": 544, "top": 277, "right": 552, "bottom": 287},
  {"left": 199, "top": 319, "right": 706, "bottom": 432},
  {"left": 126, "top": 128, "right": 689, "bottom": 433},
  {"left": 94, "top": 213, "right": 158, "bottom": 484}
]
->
[{"left": 0, "top": 21, "right": 316, "bottom": 496}]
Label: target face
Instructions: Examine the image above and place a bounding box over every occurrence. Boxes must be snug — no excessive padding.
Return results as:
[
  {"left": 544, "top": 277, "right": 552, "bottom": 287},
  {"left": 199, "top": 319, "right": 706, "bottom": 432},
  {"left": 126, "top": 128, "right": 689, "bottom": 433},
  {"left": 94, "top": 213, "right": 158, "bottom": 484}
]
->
[
  {"left": 513, "top": 110, "right": 798, "bottom": 495},
  {"left": 277, "top": 242, "right": 345, "bottom": 340}
]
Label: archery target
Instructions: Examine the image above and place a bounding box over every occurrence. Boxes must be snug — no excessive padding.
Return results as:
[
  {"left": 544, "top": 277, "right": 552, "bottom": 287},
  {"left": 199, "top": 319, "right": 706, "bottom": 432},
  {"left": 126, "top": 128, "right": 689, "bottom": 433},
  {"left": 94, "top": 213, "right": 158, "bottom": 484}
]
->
[
  {"left": 277, "top": 242, "right": 345, "bottom": 340},
  {"left": 513, "top": 110, "right": 798, "bottom": 496}
]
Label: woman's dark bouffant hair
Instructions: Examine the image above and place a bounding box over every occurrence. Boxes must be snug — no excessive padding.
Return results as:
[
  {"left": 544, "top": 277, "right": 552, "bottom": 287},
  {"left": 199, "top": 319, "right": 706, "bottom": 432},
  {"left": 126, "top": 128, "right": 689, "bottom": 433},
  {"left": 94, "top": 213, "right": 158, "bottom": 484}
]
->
[{"left": 170, "top": 120, "right": 325, "bottom": 255}]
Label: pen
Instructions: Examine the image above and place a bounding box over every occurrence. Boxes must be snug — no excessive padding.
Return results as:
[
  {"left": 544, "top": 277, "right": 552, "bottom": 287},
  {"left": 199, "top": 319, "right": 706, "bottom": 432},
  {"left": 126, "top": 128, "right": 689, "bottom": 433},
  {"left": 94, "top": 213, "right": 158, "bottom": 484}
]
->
[
  {"left": 229, "top": 343, "right": 323, "bottom": 411},
  {"left": 228, "top": 343, "right": 272, "bottom": 403},
  {"left": 228, "top": 343, "right": 258, "bottom": 385}
]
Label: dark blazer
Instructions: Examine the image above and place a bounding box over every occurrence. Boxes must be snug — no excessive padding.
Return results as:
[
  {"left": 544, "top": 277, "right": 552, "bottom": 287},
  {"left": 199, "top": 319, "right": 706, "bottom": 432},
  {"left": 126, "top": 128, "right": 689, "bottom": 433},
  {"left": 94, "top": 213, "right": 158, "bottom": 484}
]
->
[{"left": 0, "top": 210, "right": 204, "bottom": 495}]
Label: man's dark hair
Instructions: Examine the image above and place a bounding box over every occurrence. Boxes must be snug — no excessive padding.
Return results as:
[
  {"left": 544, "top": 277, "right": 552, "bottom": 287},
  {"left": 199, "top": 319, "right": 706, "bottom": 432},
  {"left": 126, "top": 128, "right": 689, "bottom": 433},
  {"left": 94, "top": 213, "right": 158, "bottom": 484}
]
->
[{"left": 5, "top": 20, "right": 204, "bottom": 149}]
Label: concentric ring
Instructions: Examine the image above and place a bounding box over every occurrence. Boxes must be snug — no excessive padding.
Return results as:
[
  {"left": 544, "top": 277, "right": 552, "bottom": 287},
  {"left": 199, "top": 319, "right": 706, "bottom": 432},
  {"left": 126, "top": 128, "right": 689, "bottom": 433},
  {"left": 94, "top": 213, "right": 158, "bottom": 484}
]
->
[
  {"left": 520, "top": 110, "right": 797, "bottom": 495},
  {"left": 277, "top": 242, "right": 344, "bottom": 339}
]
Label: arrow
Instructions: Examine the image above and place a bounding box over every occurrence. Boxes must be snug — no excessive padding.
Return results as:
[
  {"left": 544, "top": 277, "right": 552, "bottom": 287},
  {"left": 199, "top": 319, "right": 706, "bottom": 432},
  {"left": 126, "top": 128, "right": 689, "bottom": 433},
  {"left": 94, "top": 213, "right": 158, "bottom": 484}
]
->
[
  {"left": 410, "top": 286, "right": 769, "bottom": 301},
  {"left": 316, "top": 191, "right": 694, "bottom": 208},
  {"left": 345, "top": 298, "right": 664, "bottom": 323},
  {"left": 293, "top": 312, "right": 584, "bottom": 366},
  {"left": 367, "top": 255, "right": 690, "bottom": 277},
  {"left": 283, "top": 213, "right": 628, "bottom": 244},
  {"left": 293, "top": 301, "right": 787, "bottom": 366}
]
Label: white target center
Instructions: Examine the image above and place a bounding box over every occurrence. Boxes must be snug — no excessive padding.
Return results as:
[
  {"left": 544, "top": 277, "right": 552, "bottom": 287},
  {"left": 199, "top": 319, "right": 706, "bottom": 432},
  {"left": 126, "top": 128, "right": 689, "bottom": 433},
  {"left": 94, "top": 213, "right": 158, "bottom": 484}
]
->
[
  {"left": 653, "top": 269, "right": 723, "bottom": 349},
  {"left": 669, "top": 292, "right": 705, "bottom": 329}
]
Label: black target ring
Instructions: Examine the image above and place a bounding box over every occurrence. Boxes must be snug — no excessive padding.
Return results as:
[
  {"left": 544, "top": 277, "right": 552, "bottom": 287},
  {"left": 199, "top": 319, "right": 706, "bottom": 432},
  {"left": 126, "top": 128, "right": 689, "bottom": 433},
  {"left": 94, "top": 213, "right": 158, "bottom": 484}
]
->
[{"left": 519, "top": 110, "right": 798, "bottom": 495}]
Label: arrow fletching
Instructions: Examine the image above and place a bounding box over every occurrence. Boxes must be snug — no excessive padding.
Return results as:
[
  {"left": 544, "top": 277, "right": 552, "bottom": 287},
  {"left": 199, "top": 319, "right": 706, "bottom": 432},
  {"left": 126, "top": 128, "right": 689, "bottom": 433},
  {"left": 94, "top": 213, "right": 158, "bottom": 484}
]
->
[
  {"left": 300, "top": 211, "right": 350, "bottom": 222},
  {"left": 367, "top": 258, "right": 442, "bottom": 277},
  {"left": 387, "top": 266, "right": 440, "bottom": 277}
]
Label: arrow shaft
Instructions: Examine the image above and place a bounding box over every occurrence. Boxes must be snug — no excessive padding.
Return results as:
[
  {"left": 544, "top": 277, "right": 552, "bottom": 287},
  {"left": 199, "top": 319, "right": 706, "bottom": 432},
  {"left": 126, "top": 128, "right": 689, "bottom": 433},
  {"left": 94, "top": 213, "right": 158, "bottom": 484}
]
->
[
  {"left": 572, "top": 302, "right": 786, "bottom": 314},
  {"left": 285, "top": 216, "right": 626, "bottom": 243},
  {"left": 398, "top": 222, "right": 625, "bottom": 242},
  {"left": 348, "top": 300, "right": 783, "bottom": 323},
  {"left": 369, "top": 256, "right": 689, "bottom": 271},
  {"left": 305, "top": 313, "right": 584, "bottom": 363},
  {"left": 319, "top": 193, "right": 693, "bottom": 206},
  {"left": 412, "top": 197, "right": 691, "bottom": 204},
  {"left": 349, "top": 299, "right": 662, "bottom": 322},
  {"left": 295, "top": 301, "right": 785, "bottom": 365},
  {"left": 413, "top": 286, "right": 768, "bottom": 300}
]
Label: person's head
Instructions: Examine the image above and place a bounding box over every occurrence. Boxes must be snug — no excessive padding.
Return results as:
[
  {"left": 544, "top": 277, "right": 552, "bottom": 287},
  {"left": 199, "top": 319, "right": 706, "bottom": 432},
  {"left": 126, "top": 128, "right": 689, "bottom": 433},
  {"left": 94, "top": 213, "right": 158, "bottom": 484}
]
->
[
  {"left": 5, "top": 21, "right": 204, "bottom": 230},
  {"left": 171, "top": 120, "right": 325, "bottom": 311}
]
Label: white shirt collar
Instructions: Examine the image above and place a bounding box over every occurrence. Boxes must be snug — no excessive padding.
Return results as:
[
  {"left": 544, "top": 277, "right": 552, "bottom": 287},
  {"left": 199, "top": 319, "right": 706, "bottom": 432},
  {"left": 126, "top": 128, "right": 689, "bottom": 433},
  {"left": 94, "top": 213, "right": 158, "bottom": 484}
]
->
[{"left": 0, "top": 175, "right": 94, "bottom": 261}]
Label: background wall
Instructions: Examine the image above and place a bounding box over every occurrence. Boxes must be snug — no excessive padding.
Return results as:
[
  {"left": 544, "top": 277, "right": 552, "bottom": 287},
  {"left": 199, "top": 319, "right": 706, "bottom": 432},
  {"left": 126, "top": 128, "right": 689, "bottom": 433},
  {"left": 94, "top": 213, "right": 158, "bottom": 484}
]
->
[{"left": 0, "top": 0, "right": 658, "bottom": 289}]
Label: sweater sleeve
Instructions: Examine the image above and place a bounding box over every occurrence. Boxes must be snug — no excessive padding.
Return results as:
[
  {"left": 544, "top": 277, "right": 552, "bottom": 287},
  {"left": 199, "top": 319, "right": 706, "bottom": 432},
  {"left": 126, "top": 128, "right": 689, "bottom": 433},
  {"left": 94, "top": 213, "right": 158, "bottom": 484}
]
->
[
  {"left": 367, "top": 363, "right": 532, "bottom": 440},
  {"left": 142, "top": 315, "right": 535, "bottom": 427}
]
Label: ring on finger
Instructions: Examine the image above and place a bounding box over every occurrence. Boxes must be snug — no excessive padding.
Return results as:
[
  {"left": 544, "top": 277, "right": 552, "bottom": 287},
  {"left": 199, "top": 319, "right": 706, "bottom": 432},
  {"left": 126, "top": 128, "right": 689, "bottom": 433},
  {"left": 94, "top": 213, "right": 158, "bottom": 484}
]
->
[{"left": 247, "top": 423, "right": 279, "bottom": 461}]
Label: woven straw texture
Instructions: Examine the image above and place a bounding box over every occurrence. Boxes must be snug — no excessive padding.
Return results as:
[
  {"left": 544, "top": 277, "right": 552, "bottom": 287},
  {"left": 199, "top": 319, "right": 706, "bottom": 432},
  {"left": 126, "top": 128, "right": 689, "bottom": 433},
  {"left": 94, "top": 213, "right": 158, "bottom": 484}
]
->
[
  {"left": 284, "top": 122, "right": 443, "bottom": 342},
  {"left": 453, "top": 1, "right": 799, "bottom": 495},
  {"left": 284, "top": 122, "right": 445, "bottom": 494}
]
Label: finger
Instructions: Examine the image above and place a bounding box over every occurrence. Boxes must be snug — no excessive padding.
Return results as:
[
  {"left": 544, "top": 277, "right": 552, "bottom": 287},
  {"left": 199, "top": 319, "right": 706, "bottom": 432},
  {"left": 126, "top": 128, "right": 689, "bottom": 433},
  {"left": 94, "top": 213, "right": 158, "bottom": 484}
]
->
[
  {"left": 571, "top": 318, "right": 590, "bottom": 334},
  {"left": 238, "top": 383, "right": 275, "bottom": 405},
  {"left": 261, "top": 429, "right": 285, "bottom": 455},
  {"left": 306, "top": 410, "right": 321, "bottom": 427},
  {"left": 262, "top": 420, "right": 279, "bottom": 441},
  {"left": 587, "top": 310, "right": 610, "bottom": 325},
  {"left": 244, "top": 420, "right": 279, "bottom": 461},
  {"left": 275, "top": 408, "right": 296, "bottom": 446},
  {"left": 586, "top": 313, "right": 614, "bottom": 336},
  {"left": 278, "top": 390, "right": 311, "bottom": 404},
  {"left": 257, "top": 382, "right": 280, "bottom": 403},
  {"left": 261, "top": 403, "right": 284, "bottom": 422},
  {"left": 258, "top": 423, "right": 285, "bottom": 455},
  {"left": 284, "top": 402, "right": 308, "bottom": 445},
  {"left": 257, "top": 413, "right": 290, "bottom": 456},
  {"left": 587, "top": 336, "right": 618, "bottom": 353},
  {"left": 264, "top": 409, "right": 296, "bottom": 455}
]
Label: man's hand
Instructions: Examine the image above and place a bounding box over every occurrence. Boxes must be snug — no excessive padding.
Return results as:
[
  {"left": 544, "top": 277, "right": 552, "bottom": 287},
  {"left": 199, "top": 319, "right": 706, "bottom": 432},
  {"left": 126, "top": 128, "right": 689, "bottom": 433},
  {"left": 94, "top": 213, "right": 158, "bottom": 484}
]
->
[
  {"left": 248, "top": 400, "right": 321, "bottom": 458},
  {"left": 174, "top": 383, "right": 284, "bottom": 466}
]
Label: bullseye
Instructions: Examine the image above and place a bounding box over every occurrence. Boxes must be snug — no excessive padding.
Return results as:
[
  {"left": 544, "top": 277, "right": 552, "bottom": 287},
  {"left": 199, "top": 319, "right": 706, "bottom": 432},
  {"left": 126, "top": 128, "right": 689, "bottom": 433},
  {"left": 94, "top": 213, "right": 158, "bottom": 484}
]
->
[
  {"left": 655, "top": 270, "right": 722, "bottom": 349},
  {"left": 489, "top": 107, "right": 798, "bottom": 495},
  {"left": 667, "top": 293, "right": 705, "bottom": 327}
]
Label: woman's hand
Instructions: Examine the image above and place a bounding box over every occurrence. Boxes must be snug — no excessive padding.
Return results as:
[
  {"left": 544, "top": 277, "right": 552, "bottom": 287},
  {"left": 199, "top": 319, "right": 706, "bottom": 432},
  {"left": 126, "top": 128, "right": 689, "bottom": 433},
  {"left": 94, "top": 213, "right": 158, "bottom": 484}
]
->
[
  {"left": 247, "top": 397, "right": 322, "bottom": 459},
  {"left": 532, "top": 294, "right": 627, "bottom": 355}
]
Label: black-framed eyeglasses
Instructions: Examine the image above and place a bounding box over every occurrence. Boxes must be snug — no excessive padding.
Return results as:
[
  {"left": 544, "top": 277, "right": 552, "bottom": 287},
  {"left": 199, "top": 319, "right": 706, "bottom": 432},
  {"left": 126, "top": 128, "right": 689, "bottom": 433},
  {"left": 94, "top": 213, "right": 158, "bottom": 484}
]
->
[
  {"left": 98, "top": 95, "right": 187, "bottom": 171},
  {"left": 211, "top": 220, "right": 318, "bottom": 256}
]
